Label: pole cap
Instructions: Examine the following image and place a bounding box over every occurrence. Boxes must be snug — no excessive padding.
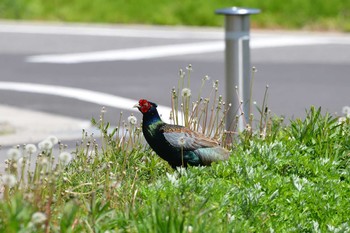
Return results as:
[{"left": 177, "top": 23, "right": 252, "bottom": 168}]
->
[{"left": 216, "top": 7, "right": 260, "bottom": 15}]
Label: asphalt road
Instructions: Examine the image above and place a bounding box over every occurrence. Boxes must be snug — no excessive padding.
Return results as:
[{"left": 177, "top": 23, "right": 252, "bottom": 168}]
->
[{"left": 1, "top": 21, "right": 350, "bottom": 148}]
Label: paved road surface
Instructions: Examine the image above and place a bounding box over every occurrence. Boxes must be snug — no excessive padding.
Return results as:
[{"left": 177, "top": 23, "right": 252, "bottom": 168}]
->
[{"left": 0, "top": 21, "right": 350, "bottom": 154}]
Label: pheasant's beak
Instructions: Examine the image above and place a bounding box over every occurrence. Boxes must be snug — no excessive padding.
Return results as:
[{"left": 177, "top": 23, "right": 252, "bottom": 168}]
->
[{"left": 133, "top": 103, "right": 140, "bottom": 109}]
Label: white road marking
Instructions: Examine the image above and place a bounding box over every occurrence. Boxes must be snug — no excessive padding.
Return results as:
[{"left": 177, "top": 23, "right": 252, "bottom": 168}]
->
[
  {"left": 0, "top": 23, "right": 222, "bottom": 39},
  {"left": 27, "top": 36, "right": 332, "bottom": 64},
  {"left": 0, "top": 82, "right": 173, "bottom": 122},
  {"left": 27, "top": 41, "right": 224, "bottom": 63}
]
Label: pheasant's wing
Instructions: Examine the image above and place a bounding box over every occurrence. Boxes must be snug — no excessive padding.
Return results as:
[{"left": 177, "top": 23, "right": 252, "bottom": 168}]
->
[{"left": 161, "top": 124, "right": 220, "bottom": 150}]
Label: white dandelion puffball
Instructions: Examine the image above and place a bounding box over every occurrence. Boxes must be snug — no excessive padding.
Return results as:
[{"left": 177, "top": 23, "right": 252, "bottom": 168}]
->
[
  {"left": 31, "top": 212, "right": 47, "bottom": 225},
  {"left": 25, "top": 144, "right": 37, "bottom": 154},
  {"left": 128, "top": 115, "right": 137, "bottom": 125},
  {"left": 40, "top": 158, "right": 49, "bottom": 166},
  {"left": 59, "top": 152, "right": 73, "bottom": 165},
  {"left": 38, "top": 139, "right": 53, "bottom": 151},
  {"left": 342, "top": 106, "right": 350, "bottom": 117},
  {"left": 1, "top": 174, "right": 17, "bottom": 187},
  {"left": 7, "top": 148, "right": 21, "bottom": 161},
  {"left": 47, "top": 135, "right": 59, "bottom": 145},
  {"left": 178, "top": 136, "right": 186, "bottom": 146},
  {"left": 181, "top": 88, "right": 191, "bottom": 97}
]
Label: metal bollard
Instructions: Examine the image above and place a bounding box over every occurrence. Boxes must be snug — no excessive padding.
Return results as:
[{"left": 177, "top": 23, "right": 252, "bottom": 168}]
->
[{"left": 216, "top": 7, "right": 260, "bottom": 132}]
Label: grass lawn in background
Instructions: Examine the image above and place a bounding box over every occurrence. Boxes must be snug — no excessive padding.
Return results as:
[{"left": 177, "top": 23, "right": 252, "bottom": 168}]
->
[{"left": 0, "top": 0, "right": 350, "bottom": 31}]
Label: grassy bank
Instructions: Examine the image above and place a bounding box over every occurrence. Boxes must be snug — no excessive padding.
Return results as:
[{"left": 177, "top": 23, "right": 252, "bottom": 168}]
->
[
  {"left": 1, "top": 107, "right": 349, "bottom": 232},
  {"left": 1, "top": 67, "right": 350, "bottom": 232},
  {"left": 0, "top": 0, "right": 350, "bottom": 31}
]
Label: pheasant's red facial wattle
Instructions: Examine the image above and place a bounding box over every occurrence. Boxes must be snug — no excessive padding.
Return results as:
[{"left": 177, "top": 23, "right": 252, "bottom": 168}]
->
[{"left": 139, "top": 99, "right": 151, "bottom": 113}]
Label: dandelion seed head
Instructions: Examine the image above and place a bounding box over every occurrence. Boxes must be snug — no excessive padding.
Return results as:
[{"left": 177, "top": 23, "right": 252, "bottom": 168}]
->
[
  {"left": 40, "top": 158, "right": 49, "bottom": 166},
  {"left": 59, "top": 152, "right": 73, "bottom": 166},
  {"left": 1, "top": 174, "right": 17, "bottom": 187},
  {"left": 38, "top": 139, "right": 53, "bottom": 151},
  {"left": 252, "top": 66, "right": 258, "bottom": 72},
  {"left": 181, "top": 88, "right": 191, "bottom": 97},
  {"left": 338, "top": 117, "right": 347, "bottom": 123},
  {"left": 47, "top": 135, "right": 59, "bottom": 145},
  {"left": 128, "top": 115, "right": 138, "bottom": 125},
  {"left": 204, "top": 75, "right": 210, "bottom": 81},
  {"left": 342, "top": 106, "right": 350, "bottom": 117},
  {"left": 25, "top": 144, "right": 37, "bottom": 154},
  {"left": 178, "top": 136, "right": 186, "bottom": 146},
  {"left": 7, "top": 148, "right": 21, "bottom": 161},
  {"left": 18, "top": 157, "right": 26, "bottom": 167},
  {"left": 31, "top": 212, "right": 47, "bottom": 225}
]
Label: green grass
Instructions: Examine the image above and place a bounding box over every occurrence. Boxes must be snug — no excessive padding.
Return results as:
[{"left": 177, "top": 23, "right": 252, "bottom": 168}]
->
[
  {"left": 0, "top": 0, "right": 350, "bottom": 31},
  {"left": 1, "top": 66, "right": 350, "bottom": 232},
  {"left": 1, "top": 107, "right": 350, "bottom": 232}
]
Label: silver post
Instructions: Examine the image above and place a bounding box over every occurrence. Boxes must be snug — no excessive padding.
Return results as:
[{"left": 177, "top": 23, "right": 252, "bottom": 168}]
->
[{"left": 216, "top": 7, "right": 260, "bottom": 132}]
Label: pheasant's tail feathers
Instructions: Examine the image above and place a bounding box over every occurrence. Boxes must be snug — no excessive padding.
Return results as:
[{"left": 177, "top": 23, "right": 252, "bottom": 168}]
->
[{"left": 195, "top": 147, "right": 230, "bottom": 165}]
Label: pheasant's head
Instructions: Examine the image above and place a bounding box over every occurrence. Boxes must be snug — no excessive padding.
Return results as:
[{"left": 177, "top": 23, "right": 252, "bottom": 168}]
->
[{"left": 134, "top": 99, "right": 158, "bottom": 114}]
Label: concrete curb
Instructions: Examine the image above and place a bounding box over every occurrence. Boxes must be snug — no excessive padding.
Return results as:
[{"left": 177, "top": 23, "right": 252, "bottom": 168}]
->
[{"left": 0, "top": 104, "right": 91, "bottom": 147}]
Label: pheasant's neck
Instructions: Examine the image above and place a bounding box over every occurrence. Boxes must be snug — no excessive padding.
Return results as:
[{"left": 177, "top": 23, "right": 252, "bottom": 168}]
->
[
  {"left": 143, "top": 111, "right": 162, "bottom": 127},
  {"left": 142, "top": 110, "right": 163, "bottom": 137}
]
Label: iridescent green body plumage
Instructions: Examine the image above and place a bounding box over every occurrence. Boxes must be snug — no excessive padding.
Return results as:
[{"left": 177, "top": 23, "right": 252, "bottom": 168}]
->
[{"left": 135, "top": 99, "right": 230, "bottom": 168}]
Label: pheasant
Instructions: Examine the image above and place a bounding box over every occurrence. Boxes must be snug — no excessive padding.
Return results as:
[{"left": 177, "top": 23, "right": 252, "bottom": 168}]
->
[{"left": 134, "top": 99, "right": 230, "bottom": 168}]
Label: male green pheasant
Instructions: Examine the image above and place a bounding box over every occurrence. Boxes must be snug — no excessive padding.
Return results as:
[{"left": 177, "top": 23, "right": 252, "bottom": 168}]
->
[{"left": 134, "top": 99, "right": 230, "bottom": 168}]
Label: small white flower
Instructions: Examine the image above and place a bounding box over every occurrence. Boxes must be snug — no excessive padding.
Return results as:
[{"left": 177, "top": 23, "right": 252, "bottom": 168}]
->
[
  {"left": 1, "top": 174, "right": 17, "bottom": 187},
  {"left": 25, "top": 144, "right": 37, "bottom": 154},
  {"left": 176, "top": 167, "right": 187, "bottom": 176},
  {"left": 31, "top": 212, "right": 47, "bottom": 225},
  {"left": 186, "top": 64, "right": 193, "bottom": 71},
  {"left": 292, "top": 175, "right": 308, "bottom": 192},
  {"left": 7, "top": 148, "right": 21, "bottom": 161},
  {"left": 38, "top": 139, "right": 53, "bottom": 151},
  {"left": 181, "top": 88, "right": 191, "bottom": 97},
  {"left": 185, "top": 225, "right": 193, "bottom": 233},
  {"left": 128, "top": 115, "right": 137, "bottom": 125},
  {"left": 166, "top": 172, "right": 178, "bottom": 186},
  {"left": 203, "top": 75, "right": 210, "bottom": 81},
  {"left": 59, "top": 152, "right": 73, "bottom": 166},
  {"left": 47, "top": 135, "right": 59, "bottom": 145}
]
